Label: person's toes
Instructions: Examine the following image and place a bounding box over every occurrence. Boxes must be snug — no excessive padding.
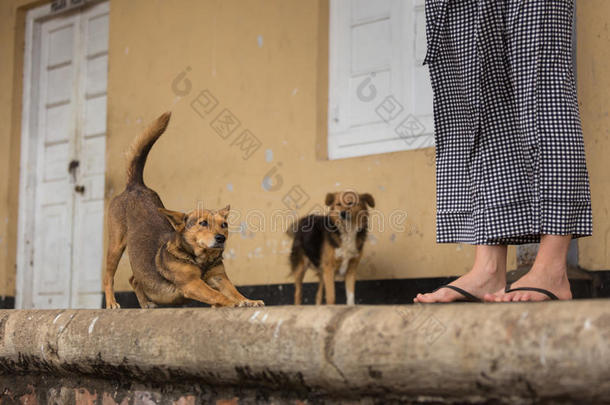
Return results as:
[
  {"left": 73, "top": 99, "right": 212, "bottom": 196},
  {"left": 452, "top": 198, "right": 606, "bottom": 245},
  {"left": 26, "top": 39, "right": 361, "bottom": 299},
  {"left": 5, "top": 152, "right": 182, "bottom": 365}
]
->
[
  {"left": 519, "top": 293, "right": 530, "bottom": 301},
  {"left": 502, "top": 293, "right": 513, "bottom": 302},
  {"left": 514, "top": 293, "right": 524, "bottom": 302},
  {"left": 416, "top": 293, "right": 430, "bottom": 303},
  {"left": 484, "top": 286, "right": 505, "bottom": 302},
  {"left": 419, "top": 291, "right": 451, "bottom": 303},
  {"left": 485, "top": 291, "right": 502, "bottom": 302}
]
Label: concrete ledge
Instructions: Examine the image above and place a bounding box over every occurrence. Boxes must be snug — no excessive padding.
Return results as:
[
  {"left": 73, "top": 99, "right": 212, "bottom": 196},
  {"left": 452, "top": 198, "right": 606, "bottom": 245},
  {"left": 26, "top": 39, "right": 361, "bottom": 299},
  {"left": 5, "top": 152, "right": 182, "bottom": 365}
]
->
[{"left": 0, "top": 301, "right": 609, "bottom": 403}]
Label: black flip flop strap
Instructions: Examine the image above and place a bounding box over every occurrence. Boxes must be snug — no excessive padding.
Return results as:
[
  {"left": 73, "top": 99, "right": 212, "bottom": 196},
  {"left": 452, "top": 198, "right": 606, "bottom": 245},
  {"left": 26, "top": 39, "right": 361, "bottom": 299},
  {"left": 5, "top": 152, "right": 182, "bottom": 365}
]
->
[
  {"left": 433, "top": 285, "right": 481, "bottom": 302},
  {"left": 504, "top": 286, "right": 559, "bottom": 301}
]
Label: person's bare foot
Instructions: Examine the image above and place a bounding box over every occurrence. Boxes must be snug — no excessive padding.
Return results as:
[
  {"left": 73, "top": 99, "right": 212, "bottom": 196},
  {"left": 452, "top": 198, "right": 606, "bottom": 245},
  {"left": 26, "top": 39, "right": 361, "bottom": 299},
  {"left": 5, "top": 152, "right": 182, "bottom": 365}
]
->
[
  {"left": 483, "top": 234, "right": 573, "bottom": 302},
  {"left": 414, "top": 245, "right": 507, "bottom": 303}
]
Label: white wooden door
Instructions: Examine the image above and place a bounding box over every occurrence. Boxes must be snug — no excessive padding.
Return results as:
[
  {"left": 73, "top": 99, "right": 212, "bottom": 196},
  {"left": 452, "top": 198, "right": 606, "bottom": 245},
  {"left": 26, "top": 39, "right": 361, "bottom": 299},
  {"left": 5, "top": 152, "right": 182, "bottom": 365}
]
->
[{"left": 18, "top": 2, "right": 109, "bottom": 309}]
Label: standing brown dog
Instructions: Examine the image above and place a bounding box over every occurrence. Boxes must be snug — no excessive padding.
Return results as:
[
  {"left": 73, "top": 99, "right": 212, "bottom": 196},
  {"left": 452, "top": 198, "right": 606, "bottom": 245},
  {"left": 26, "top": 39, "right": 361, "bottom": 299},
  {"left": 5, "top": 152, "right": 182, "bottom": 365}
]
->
[
  {"left": 103, "top": 112, "right": 263, "bottom": 309},
  {"left": 289, "top": 191, "right": 374, "bottom": 305}
]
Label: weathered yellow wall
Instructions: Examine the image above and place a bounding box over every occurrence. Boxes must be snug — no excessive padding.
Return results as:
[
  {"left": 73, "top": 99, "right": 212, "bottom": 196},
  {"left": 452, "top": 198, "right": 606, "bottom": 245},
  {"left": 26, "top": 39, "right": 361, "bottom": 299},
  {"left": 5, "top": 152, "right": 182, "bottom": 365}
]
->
[
  {"left": 577, "top": 0, "right": 610, "bottom": 270},
  {"left": 16, "top": 0, "right": 610, "bottom": 298}
]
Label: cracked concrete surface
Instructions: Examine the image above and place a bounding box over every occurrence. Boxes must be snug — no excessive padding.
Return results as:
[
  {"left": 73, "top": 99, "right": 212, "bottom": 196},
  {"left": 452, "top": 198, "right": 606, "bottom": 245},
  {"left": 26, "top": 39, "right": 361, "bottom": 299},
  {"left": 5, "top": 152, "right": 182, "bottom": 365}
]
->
[{"left": 0, "top": 302, "right": 609, "bottom": 404}]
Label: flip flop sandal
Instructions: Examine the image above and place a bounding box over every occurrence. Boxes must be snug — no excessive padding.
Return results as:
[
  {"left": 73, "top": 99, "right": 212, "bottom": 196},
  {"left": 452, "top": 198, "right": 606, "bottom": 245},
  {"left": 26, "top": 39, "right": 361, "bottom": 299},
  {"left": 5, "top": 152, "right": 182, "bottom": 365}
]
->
[
  {"left": 430, "top": 285, "right": 482, "bottom": 302},
  {"left": 504, "top": 283, "right": 559, "bottom": 301}
]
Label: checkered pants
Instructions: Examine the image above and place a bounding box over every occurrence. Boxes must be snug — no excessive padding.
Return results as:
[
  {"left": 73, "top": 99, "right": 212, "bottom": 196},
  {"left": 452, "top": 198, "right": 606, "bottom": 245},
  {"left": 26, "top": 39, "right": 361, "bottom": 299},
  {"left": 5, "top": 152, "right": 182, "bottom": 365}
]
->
[{"left": 424, "top": 0, "right": 593, "bottom": 245}]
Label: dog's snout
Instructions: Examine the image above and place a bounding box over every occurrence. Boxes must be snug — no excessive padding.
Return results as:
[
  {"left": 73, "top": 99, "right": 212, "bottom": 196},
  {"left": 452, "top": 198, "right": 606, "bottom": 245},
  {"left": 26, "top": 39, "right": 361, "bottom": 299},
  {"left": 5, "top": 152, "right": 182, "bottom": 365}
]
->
[{"left": 215, "top": 234, "right": 226, "bottom": 244}]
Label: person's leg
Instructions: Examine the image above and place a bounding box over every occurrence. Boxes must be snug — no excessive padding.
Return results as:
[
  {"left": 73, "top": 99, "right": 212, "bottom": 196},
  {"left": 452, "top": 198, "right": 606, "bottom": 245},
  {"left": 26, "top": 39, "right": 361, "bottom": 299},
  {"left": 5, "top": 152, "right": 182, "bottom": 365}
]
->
[
  {"left": 484, "top": 235, "right": 572, "bottom": 302},
  {"left": 414, "top": 245, "right": 507, "bottom": 303}
]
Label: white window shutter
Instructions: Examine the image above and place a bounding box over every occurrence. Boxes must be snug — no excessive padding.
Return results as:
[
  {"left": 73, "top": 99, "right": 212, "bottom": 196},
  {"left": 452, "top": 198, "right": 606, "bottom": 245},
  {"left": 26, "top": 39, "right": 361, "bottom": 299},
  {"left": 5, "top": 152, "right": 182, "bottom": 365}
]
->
[{"left": 328, "top": 0, "right": 434, "bottom": 160}]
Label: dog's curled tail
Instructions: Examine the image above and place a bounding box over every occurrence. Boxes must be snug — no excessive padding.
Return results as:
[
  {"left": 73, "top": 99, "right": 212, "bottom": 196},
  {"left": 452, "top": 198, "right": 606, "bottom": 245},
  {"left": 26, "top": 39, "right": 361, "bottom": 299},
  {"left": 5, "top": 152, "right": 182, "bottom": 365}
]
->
[{"left": 126, "top": 111, "right": 172, "bottom": 186}]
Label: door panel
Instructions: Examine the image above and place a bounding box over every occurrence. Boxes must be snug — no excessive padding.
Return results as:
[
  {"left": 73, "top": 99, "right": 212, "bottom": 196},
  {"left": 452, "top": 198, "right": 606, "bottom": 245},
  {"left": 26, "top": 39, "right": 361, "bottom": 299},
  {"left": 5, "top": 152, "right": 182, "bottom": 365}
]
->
[
  {"left": 33, "top": 204, "right": 72, "bottom": 308},
  {"left": 45, "top": 103, "right": 72, "bottom": 144},
  {"left": 84, "top": 95, "right": 107, "bottom": 135},
  {"left": 86, "top": 55, "right": 108, "bottom": 95},
  {"left": 46, "top": 65, "right": 74, "bottom": 104},
  {"left": 72, "top": 199, "right": 105, "bottom": 308},
  {"left": 42, "top": 143, "right": 69, "bottom": 181},
  {"left": 86, "top": 13, "right": 109, "bottom": 56}
]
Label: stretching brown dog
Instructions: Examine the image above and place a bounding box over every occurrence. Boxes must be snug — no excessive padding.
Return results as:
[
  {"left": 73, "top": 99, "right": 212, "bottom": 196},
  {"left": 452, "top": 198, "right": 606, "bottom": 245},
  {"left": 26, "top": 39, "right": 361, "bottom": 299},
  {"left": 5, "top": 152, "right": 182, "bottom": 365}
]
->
[
  {"left": 103, "top": 112, "right": 263, "bottom": 309},
  {"left": 289, "top": 191, "right": 374, "bottom": 305}
]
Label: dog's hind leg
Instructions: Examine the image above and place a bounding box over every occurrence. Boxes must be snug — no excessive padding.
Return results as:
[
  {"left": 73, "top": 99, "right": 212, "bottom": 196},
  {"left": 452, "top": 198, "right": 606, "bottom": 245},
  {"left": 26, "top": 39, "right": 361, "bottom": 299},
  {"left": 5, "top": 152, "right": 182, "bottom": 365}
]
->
[
  {"left": 315, "top": 272, "right": 325, "bottom": 305},
  {"left": 129, "top": 276, "right": 157, "bottom": 308},
  {"left": 292, "top": 259, "right": 306, "bottom": 305},
  {"left": 104, "top": 197, "right": 127, "bottom": 309}
]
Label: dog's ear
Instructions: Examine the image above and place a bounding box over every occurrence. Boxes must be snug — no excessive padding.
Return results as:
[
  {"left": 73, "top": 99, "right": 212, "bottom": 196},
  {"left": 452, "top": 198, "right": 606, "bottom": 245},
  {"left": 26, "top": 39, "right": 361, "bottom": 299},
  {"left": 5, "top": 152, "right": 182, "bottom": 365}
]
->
[
  {"left": 158, "top": 208, "right": 187, "bottom": 231},
  {"left": 325, "top": 193, "right": 335, "bottom": 206},
  {"left": 360, "top": 193, "right": 375, "bottom": 208},
  {"left": 218, "top": 204, "right": 230, "bottom": 218}
]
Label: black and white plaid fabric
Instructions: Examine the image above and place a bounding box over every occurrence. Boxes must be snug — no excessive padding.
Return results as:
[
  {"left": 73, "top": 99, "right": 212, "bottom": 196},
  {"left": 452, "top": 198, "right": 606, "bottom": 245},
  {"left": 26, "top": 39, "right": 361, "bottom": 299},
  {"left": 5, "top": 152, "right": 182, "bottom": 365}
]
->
[{"left": 424, "top": 0, "right": 593, "bottom": 245}]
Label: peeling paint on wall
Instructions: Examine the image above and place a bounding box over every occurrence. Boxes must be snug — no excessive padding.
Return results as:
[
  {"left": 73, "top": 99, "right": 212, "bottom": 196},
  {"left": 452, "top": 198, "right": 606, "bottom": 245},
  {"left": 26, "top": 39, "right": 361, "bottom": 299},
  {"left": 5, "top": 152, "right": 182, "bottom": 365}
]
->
[
  {"left": 247, "top": 247, "right": 263, "bottom": 259},
  {"left": 224, "top": 248, "right": 236, "bottom": 260}
]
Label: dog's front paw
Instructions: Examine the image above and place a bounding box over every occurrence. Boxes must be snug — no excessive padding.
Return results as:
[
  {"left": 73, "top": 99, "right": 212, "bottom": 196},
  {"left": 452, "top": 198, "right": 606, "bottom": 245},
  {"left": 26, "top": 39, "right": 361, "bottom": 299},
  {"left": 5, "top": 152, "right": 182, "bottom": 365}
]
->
[
  {"left": 240, "top": 299, "right": 265, "bottom": 307},
  {"left": 106, "top": 301, "right": 121, "bottom": 309},
  {"left": 213, "top": 300, "right": 237, "bottom": 308}
]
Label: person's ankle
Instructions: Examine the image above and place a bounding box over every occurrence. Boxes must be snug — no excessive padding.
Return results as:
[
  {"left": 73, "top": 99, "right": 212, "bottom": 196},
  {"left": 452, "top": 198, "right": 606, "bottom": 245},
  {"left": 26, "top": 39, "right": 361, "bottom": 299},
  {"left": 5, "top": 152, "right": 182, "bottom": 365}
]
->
[
  {"left": 528, "top": 262, "right": 568, "bottom": 279},
  {"left": 472, "top": 263, "right": 505, "bottom": 278}
]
